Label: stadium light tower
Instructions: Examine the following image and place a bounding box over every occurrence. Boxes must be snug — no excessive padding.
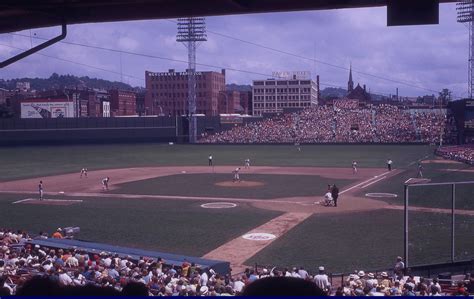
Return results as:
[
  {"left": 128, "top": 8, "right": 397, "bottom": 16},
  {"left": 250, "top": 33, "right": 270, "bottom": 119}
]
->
[
  {"left": 176, "top": 17, "right": 207, "bottom": 143},
  {"left": 457, "top": 0, "right": 474, "bottom": 98}
]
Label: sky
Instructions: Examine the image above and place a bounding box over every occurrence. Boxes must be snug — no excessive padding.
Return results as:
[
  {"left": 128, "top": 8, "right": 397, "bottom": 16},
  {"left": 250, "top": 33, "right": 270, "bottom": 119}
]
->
[{"left": 0, "top": 3, "right": 469, "bottom": 98}]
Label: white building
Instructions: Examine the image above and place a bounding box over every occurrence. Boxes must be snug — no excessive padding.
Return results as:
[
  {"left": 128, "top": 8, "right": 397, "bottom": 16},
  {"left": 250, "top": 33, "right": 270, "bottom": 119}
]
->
[{"left": 252, "top": 73, "right": 318, "bottom": 116}]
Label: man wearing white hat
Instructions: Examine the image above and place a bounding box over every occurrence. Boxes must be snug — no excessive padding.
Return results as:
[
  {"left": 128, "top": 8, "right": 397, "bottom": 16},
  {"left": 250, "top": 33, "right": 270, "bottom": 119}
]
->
[
  {"left": 357, "top": 270, "right": 367, "bottom": 288},
  {"left": 314, "top": 266, "right": 330, "bottom": 294}
]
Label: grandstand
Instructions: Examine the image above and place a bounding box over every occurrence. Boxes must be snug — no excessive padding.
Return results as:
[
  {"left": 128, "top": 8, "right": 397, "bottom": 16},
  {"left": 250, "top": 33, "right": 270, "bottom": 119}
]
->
[
  {"left": 0, "top": 228, "right": 473, "bottom": 296},
  {"left": 199, "top": 103, "right": 446, "bottom": 145}
]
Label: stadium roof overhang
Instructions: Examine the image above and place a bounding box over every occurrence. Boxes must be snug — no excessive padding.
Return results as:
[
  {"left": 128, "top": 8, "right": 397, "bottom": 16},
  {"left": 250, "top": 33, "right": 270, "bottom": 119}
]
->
[{"left": 0, "top": 0, "right": 457, "bottom": 34}]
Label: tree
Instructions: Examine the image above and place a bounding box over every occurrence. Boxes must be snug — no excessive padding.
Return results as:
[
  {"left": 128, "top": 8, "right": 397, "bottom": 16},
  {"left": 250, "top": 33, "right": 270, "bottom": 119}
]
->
[
  {"left": 438, "top": 88, "right": 452, "bottom": 103},
  {"left": 0, "top": 103, "right": 14, "bottom": 118}
]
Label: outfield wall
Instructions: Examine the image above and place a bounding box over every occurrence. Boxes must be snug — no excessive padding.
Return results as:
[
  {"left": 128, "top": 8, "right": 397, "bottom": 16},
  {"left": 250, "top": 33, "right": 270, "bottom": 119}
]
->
[
  {"left": 0, "top": 117, "right": 180, "bottom": 145},
  {"left": 0, "top": 116, "right": 264, "bottom": 145}
]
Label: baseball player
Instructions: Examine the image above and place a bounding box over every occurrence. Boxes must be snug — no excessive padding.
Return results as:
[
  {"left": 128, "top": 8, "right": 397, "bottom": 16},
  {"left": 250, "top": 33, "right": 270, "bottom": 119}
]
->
[
  {"left": 331, "top": 184, "right": 339, "bottom": 207},
  {"left": 417, "top": 163, "right": 424, "bottom": 178},
  {"left": 387, "top": 159, "right": 393, "bottom": 171},
  {"left": 244, "top": 158, "right": 251, "bottom": 169},
  {"left": 324, "top": 190, "right": 333, "bottom": 206},
  {"left": 102, "top": 177, "right": 110, "bottom": 191},
  {"left": 208, "top": 154, "right": 213, "bottom": 166},
  {"left": 80, "top": 168, "right": 88, "bottom": 178},
  {"left": 233, "top": 168, "right": 241, "bottom": 182},
  {"left": 38, "top": 180, "right": 44, "bottom": 201},
  {"left": 352, "top": 161, "right": 358, "bottom": 174}
]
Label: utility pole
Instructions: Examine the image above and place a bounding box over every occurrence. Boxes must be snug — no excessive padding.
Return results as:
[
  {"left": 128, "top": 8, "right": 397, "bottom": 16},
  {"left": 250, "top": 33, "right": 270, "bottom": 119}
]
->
[{"left": 176, "top": 17, "right": 207, "bottom": 143}]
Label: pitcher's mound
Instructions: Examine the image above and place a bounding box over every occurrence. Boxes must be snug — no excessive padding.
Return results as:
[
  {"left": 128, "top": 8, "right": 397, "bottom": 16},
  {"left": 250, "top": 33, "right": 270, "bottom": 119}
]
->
[{"left": 215, "top": 181, "right": 265, "bottom": 187}]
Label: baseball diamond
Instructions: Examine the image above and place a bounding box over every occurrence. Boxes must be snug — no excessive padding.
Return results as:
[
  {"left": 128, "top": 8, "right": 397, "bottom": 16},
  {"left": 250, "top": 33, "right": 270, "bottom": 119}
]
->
[{"left": 0, "top": 144, "right": 473, "bottom": 275}]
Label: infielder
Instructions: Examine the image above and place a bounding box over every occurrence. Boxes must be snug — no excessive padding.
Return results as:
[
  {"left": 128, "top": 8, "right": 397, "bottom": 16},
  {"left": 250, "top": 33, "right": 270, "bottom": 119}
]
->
[
  {"left": 233, "top": 168, "right": 241, "bottom": 182},
  {"left": 38, "top": 180, "right": 44, "bottom": 201},
  {"left": 80, "top": 168, "right": 88, "bottom": 178},
  {"left": 244, "top": 158, "right": 251, "bottom": 169},
  {"left": 352, "top": 161, "right": 358, "bottom": 174},
  {"left": 102, "top": 177, "right": 110, "bottom": 191}
]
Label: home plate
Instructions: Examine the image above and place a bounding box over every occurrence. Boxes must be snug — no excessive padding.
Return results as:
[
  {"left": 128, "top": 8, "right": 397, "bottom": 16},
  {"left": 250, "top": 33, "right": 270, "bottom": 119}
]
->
[{"left": 12, "top": 198, "right": 83, "bottom": 205}]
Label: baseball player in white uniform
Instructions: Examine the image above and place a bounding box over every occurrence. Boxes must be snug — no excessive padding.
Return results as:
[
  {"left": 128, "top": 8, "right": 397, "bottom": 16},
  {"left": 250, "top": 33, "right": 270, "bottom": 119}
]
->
[
  {"left": 244, "top": 158, "right": 251, "bottom": 169},
  {"left": 233, "top": 168, "right": 241, "bottom": 182},
  {"left": 352, "top": 161, "right": 358, "bottom": 174}
]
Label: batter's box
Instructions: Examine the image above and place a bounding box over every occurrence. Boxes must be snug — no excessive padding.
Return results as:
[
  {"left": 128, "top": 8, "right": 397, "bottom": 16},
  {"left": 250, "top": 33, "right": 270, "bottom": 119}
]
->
[{"left": 12, "top": 198, "right": 83, "bottom": 206}]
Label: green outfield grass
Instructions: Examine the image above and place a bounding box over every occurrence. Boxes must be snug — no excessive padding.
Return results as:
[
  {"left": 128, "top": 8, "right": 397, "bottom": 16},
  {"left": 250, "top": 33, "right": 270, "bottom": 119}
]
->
[
  {"left": 0, "top": 193, "right": 281, "bottom": 256},
  {"left": 1, "top": 143, "right": 471, "bottom": 274},
  {"left": 246, "top": 209, "right": 474, "bottom": 273},
  {"left": 111, "top": 173, "right": 356, "bottom": 199},
  {"left": 0, "top": 144, "right": 434, "bottom": 181},
  {"left": 357, "top": 161, "right": 474, "bottom": 210}
]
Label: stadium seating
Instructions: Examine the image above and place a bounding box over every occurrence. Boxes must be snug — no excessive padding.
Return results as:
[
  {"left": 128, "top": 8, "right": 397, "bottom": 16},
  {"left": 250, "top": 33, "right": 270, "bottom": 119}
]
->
[
  {"left": 1, "top": 228, "right": 473, "bottom": 296},
  {"left": 199, "top": 104, "right": 446, "bottom": 144}
]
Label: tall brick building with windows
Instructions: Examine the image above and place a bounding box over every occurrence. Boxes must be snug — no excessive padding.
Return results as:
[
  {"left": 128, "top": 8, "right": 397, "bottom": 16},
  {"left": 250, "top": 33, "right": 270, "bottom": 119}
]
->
[
  {"left": 108, "top": 89, "right": 136, "bottom": 116},
  {"left": 145, "top": 69, "right": 225, "bottom": 116}
]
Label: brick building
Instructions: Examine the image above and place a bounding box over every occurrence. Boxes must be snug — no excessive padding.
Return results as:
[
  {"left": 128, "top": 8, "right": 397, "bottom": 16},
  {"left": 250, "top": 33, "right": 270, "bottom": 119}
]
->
[
  {"left": 108, "top": 89, "right": 136, "bottom": 116},
  {"left": 239, "top": 91, "right": 252, "bottom": 115},
  {"left": 136, "top": 92, "right": 146, "bottom": 116},
  {"left": 145, "top": 69, "right": 226, "bottom": 116},
  {"left": 252, "top": 76, "right": 318, "bottom": 116},
  {"left": 218, "top": 90, "right": 240, "bottom": 114}
]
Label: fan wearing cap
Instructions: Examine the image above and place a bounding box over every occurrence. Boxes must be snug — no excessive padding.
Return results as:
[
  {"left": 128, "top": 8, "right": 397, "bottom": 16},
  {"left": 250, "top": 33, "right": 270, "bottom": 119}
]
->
[
  {"left": 380, "top": 272, "right": 391, "bottom": 288},
  {"left": 357, "top": 270, "right": 367, "bottom": 288},
  {"left": 393, "top": 256, "right": 405, "bottom": 280},
  {"left": 313, "top": 266, "right": 330, "bottom": 294}
]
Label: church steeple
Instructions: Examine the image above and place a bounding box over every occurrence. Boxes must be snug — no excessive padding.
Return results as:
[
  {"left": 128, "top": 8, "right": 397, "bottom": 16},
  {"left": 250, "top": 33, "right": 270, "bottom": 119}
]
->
[{"left": 348, "top": 63, "right": 354, "bottom": 93}]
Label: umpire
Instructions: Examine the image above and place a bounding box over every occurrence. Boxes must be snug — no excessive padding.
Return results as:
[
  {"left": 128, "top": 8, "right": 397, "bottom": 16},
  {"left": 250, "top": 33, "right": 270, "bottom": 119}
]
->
[{"left": 331, "top": 184, "right": 339, "bottom": 207}]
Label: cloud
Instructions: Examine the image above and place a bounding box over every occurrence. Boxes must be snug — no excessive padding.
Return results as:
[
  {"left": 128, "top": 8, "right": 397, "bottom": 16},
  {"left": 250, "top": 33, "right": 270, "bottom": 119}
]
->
[{"left": 0, "top": 3, "right": 467, "bottom": 98}]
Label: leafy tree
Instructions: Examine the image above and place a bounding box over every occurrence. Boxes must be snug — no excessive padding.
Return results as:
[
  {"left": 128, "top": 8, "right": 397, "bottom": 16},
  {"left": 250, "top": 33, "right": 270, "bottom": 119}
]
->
[
  {"left": 0, "top": 103, "right": 14, "bottom": 118},
  {"left": 438, "top": 88, "right": 452, "bottom": 103}
]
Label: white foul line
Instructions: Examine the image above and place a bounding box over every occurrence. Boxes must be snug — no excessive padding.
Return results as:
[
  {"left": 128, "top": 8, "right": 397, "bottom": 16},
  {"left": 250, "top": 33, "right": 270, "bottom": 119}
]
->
[
  {"left": 340, "top": 170, "right": 392, "bottom": 194},
  {"left": 12, "top": 198, "right": 83, "bottom": 204},
  {"left": 12, "top": 198, "right": 34, "bottom": 204},
  {"left": 361, "top": 176, "right": 386, "bottom": 189}
]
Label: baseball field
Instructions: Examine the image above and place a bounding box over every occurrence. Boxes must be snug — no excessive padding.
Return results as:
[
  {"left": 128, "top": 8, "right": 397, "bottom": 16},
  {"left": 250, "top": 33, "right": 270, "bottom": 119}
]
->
[{"left": 0, "top": 143, "right": 473, "bottom": 273}]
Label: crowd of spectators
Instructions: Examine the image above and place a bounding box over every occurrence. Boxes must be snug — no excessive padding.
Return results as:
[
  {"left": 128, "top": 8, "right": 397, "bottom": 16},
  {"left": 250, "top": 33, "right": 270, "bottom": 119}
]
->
[
  {"left": 199, "top": 103, "right": 446, "bottom": 144},
  {"left": 1, "top": 228, "right": 474, "bottom": 296},
  {"left": 436, "top": 145, "right": 474, "bottom": 165}
]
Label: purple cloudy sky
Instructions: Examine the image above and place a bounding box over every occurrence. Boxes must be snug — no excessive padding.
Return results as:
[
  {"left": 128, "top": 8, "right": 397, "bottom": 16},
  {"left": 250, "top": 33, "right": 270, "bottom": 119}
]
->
[{"left": 0, "top": 3, "right": 468, "bottom": 98}]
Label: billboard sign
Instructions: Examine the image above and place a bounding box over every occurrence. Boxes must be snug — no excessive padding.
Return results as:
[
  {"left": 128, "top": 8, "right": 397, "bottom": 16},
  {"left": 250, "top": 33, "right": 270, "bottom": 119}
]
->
[
  {"left": 272, "top": 71, "right": 311, "bottom": 80},
  {"left": 21, "top": 101, "right": 75, "bottom": 119}
]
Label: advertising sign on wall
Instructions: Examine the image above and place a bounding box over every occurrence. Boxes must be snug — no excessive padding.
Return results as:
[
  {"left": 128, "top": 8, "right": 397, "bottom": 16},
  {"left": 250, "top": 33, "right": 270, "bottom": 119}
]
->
[{"left": 21, "top": 101, "right": 75, "bottom": 119}]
